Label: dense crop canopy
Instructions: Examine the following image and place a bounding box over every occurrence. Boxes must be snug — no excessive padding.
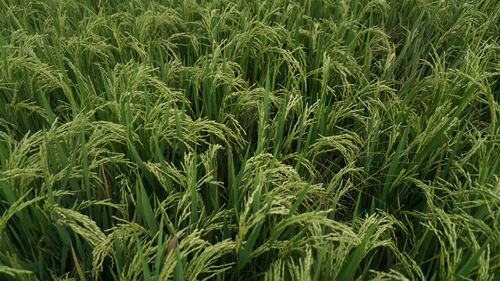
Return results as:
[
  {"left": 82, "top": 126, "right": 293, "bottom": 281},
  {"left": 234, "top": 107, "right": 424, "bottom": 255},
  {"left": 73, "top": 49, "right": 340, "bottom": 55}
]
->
[{"left": 0, "top": 0, "right": 499, "bottom": 280}]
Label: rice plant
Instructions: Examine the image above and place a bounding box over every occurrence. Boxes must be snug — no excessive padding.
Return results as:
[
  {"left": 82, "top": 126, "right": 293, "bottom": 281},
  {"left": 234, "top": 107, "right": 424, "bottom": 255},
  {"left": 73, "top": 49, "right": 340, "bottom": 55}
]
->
[{"left": 0, "top": 0, "right": 499, "bottom": 280}]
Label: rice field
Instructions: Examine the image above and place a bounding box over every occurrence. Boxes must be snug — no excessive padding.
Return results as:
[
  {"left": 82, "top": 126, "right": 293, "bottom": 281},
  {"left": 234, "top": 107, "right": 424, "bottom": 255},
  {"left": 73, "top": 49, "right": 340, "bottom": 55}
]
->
[{"left": 0, "top": 0, "right": 499, "bottom": 280}]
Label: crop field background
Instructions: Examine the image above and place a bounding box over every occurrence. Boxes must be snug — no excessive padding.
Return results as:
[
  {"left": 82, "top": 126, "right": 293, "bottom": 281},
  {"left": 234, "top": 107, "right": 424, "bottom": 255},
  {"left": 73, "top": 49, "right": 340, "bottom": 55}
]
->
[{"left": 0, "top": 0, "right": 499, "bottom": 280}]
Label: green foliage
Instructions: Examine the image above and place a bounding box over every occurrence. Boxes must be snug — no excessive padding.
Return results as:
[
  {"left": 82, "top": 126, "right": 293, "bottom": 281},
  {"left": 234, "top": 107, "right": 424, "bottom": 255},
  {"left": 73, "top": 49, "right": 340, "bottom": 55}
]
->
[{"left": 0, "top": 0, "right": 499, "bottom": 280}]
